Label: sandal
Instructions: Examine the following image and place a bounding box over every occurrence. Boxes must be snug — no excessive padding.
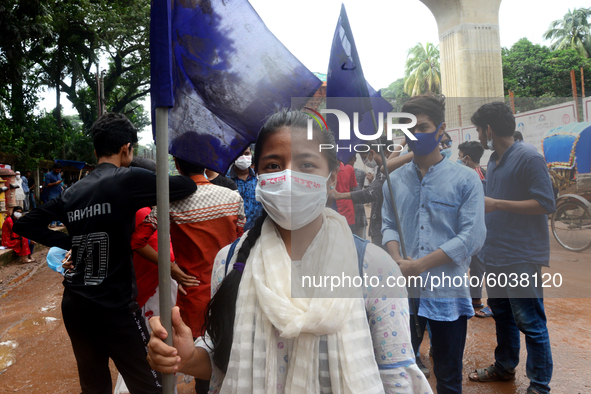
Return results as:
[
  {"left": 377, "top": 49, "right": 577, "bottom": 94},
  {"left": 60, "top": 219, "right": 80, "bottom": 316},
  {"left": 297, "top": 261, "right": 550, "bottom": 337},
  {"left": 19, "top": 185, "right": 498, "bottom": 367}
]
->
[
  {"left": 469, "top": 364, "right": 515, "bottom": 382},
  {"left": 472, "top": 299, "right": 484, "bottom": 309},
  {"left": 475, "top": 306, "right": 493, "bottom": 318}
]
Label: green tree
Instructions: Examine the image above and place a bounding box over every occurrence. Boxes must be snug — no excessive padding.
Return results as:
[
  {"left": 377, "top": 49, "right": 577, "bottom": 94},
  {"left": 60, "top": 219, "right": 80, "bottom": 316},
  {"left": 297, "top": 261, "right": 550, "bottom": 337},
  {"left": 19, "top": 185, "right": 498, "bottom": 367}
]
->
[
  {"left": 543, "top": 7, "right": 591, "bottom": 58},
  {"left": 0, "top": 0, "right": 51, "bottom": 127},
  {"left": 502, "top": 38, "right": 553, "bottom": 98},
  {"left": 403, "top": 42, "right": 441, "bottom": 96},
  {"left": 35, "top": 0, "right": 151, "bottom": 131},
  {"left": 380, "top": 78, "right": 409, "bottom": 112},
  {"left": 503, "top": 38, "right": 591, "bottom": 97},
  {"left": 502, "top": 38, "right": 591, "bottom": 113}
]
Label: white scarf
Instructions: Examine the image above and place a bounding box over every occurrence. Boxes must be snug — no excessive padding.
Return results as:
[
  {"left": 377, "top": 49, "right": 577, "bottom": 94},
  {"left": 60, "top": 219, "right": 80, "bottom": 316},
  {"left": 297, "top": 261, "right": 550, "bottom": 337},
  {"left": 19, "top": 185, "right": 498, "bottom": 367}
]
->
[{"left": 220, "top": 208, "right": 384, "bottom": 394}]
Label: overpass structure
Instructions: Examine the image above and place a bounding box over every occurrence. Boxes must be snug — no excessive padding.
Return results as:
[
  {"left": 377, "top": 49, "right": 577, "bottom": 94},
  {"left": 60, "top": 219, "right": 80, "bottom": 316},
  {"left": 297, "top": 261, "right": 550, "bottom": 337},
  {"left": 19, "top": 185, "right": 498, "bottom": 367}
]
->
[{"left": 420, "top": 0, "right": 504, "bottom": 126}]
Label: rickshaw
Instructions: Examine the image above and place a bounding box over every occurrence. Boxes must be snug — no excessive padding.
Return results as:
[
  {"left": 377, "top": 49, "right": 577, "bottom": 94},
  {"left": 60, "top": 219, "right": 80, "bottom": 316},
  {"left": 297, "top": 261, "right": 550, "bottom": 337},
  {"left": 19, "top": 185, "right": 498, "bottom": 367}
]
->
[{"left": 542, "top": 122, "right": 591, "bottom": 252}]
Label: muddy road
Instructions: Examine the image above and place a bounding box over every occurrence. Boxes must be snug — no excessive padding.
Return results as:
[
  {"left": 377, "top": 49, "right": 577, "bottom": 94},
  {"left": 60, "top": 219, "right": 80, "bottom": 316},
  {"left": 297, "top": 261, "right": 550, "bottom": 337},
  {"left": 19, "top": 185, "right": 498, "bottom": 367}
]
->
[{"left": 0, "top": 237, "right": 590, "bottom": 393}]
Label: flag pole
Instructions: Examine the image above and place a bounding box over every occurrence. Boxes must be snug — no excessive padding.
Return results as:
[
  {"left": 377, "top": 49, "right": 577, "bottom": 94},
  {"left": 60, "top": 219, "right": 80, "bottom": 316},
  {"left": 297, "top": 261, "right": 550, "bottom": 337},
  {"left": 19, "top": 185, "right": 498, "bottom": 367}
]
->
[
  {"left": 339, "top": 5, "right": 421, "bottom": 337},
  {"left": 155, "top": 106, "right": 175, "bottom": 393}
]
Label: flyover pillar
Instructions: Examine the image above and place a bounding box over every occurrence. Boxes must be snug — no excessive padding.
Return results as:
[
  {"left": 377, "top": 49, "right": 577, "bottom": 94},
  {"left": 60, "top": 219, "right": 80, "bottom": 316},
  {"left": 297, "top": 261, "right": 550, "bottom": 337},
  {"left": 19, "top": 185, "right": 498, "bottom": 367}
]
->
[{"left": 420, "top": 0, "right": 504, "bottom": 127}]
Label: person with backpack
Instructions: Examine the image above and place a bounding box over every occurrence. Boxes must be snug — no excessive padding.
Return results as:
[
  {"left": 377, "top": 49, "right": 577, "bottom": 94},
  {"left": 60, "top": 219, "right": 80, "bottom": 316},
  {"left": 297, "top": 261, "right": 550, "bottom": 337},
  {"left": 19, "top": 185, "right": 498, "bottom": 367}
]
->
[{"left": 146, "top": 109, "right": 433, "bottom": 394}]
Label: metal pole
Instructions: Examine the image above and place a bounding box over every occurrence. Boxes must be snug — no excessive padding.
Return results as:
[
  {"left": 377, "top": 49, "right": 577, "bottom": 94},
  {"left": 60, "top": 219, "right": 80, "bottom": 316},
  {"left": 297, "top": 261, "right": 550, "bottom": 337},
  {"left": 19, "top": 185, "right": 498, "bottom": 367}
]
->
[
  {"left": 155, "top": 107, "right": 174, "bottom": 393},
  {"left": 581, "top": 67, "right": 586, "bottom": 98},
  {"left": 96, "top": 64, "right": 101, "bottom": 118},
  {"left": 339, "top": 4, "right": 421, "bottom": 337},
  {"left": 571, "top": 69, "right": 579, "bottom": 121}
]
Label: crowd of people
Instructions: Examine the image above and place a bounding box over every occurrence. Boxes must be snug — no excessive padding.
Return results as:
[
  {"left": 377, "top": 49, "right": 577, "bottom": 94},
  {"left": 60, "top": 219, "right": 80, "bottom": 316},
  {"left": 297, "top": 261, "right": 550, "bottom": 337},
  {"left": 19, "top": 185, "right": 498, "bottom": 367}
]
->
[{"left": 6, "top": 95, "right": 555, "bottom": 394}]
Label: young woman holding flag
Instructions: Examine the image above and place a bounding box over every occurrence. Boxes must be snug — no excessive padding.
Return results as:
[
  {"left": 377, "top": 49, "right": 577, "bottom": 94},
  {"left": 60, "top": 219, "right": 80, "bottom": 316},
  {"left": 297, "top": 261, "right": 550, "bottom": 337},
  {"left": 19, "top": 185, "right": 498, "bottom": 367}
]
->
[{"left": 147, "top": 109, "right": 432, "bottom": 394}]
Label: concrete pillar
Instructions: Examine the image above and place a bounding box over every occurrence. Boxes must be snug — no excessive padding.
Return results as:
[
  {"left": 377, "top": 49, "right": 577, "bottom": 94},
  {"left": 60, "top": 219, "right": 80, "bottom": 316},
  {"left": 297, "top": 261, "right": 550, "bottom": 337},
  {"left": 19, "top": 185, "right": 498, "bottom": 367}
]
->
[{"left": 420, "top": 0, "right": 504, "bottom": 127}]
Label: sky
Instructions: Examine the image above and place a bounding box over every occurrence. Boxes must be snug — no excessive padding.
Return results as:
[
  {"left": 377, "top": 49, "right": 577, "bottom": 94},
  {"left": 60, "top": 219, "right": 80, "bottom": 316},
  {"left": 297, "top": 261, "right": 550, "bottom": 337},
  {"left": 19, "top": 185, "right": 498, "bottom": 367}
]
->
[{"left": 38, "top": 0, "right": 591, "bottom": 143}]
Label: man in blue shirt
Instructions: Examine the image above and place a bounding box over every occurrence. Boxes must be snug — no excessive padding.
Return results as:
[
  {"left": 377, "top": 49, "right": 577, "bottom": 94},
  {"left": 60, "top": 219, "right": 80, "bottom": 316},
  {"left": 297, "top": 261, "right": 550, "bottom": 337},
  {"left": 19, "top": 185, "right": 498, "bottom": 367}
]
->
[
  {"left": 382, "top": 95, "right": 486, "bottom": 394},
  {"left": 44, "top": 163, "right": 64, "bottom": 227},
  {"left": 227, "top": 146, "right": 263, "bottom": 230},
  {"left": 468, "top": 102, "right": 555, "bottom": 394}
]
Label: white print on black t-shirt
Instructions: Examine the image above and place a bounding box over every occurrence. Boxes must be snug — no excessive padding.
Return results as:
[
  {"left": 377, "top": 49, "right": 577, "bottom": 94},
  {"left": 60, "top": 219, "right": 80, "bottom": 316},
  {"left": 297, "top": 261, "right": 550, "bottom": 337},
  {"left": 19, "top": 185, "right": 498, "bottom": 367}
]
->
[
  {"left": 67, "top": 203, "right": 112, "bottom": 223},
  {"left": 66, "top": 232, "right": 110, "bottom": 285}
]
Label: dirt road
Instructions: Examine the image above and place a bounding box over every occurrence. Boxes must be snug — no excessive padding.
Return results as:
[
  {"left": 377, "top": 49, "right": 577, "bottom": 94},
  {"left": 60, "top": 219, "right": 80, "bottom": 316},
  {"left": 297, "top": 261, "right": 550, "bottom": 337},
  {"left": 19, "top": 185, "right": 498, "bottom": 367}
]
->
[{"left": 1, "top": 237, "right": 590, "bottom": 393}]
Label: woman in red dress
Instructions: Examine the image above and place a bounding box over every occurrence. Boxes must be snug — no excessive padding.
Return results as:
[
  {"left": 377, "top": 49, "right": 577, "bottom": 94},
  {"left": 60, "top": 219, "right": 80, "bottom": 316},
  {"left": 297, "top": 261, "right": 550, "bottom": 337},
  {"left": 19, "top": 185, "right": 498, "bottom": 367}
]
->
[{"left": 2, "top": 206, "right": 34, "bottom": 263}]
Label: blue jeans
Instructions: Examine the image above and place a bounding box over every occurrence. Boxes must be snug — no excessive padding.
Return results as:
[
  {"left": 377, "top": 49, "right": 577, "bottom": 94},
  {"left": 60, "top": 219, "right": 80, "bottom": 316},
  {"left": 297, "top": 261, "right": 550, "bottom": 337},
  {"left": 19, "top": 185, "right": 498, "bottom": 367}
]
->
[
  {"left": 411, "top": 315, "right": 467, "bottom": 394},
  {"left": 486, "top": 263, "right": 553, "bottom": 393},
  {"left": 29, "top": 192, "right": 37, "bottom": 210}
]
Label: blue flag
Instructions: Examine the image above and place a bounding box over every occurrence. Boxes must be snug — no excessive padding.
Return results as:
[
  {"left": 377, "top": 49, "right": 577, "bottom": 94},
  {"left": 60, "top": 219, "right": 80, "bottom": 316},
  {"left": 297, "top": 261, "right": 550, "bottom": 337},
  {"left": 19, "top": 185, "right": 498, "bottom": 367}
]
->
[
  {"left": 326, "top": 4, "right": 393, "bottom": 163},
  {"left": 150, "top": 0, "right": 322, "bottom": 173}
]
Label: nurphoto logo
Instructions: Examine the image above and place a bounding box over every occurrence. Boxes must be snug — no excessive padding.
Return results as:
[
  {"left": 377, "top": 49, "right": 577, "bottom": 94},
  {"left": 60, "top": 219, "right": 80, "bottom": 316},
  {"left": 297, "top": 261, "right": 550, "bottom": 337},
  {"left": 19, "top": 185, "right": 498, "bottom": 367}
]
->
[{"left": 303, "top": 107, "right": 418, "bottom": 153}]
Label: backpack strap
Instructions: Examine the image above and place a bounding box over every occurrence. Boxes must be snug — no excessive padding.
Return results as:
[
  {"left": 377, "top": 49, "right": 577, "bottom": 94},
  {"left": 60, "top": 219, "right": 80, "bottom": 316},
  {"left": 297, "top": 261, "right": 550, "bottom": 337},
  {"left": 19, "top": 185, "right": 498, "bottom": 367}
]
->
[
  {"left": 224, "top": 238, "right": 242, "bottom": 277},
  {"left": 353, "top": 235, "right": 369, "bottom": 276}
]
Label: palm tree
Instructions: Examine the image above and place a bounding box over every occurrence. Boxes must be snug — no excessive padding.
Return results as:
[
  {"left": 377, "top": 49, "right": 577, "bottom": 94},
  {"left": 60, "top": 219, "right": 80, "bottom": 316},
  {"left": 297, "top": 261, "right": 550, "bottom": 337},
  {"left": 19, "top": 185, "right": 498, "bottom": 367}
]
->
[
  {"left": 403, "top": 42, "right": 441, "bottom": 96},
  {"left": 543, "top": 7, "right": 591, "bottom": 58}
]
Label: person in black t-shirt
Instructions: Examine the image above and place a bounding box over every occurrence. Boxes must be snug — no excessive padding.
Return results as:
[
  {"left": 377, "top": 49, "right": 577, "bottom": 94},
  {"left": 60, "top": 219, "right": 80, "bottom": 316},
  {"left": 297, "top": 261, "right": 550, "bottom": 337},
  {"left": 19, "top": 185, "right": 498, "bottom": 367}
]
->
[
  {"left": 205, "top": 169, "right": 238, "bottom": 191},
  {"left": 15, "top": 113, "right": 196, "bottom": 394}
]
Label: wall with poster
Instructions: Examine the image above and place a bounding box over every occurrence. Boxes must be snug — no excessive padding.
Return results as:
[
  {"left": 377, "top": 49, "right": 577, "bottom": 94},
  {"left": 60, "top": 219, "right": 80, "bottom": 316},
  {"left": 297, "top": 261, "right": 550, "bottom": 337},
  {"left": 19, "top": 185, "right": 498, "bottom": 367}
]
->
[
  {"left": 584, "top": 96, "right": 591, "bottom": 123},
  {"left": 513, "top": 101, "right": 576, "bottom": 153}
]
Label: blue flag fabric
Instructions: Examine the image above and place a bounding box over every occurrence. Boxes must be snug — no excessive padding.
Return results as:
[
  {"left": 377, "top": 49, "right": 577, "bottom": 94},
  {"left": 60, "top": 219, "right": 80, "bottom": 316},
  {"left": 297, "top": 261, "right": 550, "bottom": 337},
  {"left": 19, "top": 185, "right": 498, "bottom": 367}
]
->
[
  {"left": 150, "top": 0, "right": 322, "bottom": 174},
  {"left": 326, "top": 4, "right": 392, "bottom": 163},
  {"left": 150, "top": 0, "right": 173, "bottom": 109}
]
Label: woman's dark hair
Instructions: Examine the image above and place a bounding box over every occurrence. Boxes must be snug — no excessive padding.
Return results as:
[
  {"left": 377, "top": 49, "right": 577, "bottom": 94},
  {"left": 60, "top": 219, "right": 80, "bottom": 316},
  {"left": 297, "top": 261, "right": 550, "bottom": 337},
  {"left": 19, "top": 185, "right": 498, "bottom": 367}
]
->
[
  {"left": 470, "top": 102, "right": 516, "bottom": 137},
  {"left": 401, "top": 94, "right": 446, "bottom": 126},
  {"left": 458, "top": 141, "right": 484, "bottom": 164},
  {"left": 204, "top": 108, "right": 338, "bottom": 373},
  {"left": 90, "top": 113, "right": 138, "bottom": 158}
]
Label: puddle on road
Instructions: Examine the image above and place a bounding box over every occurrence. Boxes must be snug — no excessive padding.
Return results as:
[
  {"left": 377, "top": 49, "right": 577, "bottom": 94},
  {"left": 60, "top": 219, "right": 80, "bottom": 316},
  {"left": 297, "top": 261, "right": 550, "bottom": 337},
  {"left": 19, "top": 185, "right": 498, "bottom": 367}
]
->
[
  {"left": 8, "top": 317, "right": 59, "bottom": 333},
  {"left": 40, "top": 300, "right": 59, "bottom": 312},
  {"left": 0, "top": 340, "right": 18, "bottom": 370}
]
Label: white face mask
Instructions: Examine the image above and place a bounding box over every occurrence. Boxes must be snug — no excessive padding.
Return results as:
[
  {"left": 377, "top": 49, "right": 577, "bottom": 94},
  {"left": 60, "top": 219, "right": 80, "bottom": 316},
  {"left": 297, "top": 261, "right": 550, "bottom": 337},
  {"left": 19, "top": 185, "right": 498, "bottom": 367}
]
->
[
  {"left": 234, "top": 155, "right": 252, "bottom": 170},
  {"left": 363, "top": 153, "right": 377, "bottom": 168},
  {"left": 13, "top": 212, "right": 22, "bottom": 219},
  {"left": 16, "top": 175, "right": 21, "bottom": 180},
  {"left": 487, "top": 137, "right": 494, "bottom": 150},
  {"left": 255, "top": 169, "right": 329, "bottom": 230}
]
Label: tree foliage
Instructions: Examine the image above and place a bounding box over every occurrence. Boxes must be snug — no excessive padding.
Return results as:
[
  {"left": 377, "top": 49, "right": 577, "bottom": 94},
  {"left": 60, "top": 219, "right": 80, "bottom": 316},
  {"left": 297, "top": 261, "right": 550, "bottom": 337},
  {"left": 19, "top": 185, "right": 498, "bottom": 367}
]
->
[
  {"left": 380, "top": 78, "right": 409, "bottom": 112},
  {"left": 543, "top": 7, "right": 591, "bottom": 58},
  {"left": 503, "top": 38, "right": 591, "bottom": 96},
  {"left": 502, "top": 38, "right": 591, "bottom": 113},
  {"left": 0, "top": 0, "right": 151, "bottom": 166},
  {"left": 403, "top": 42, "right": 441, "bottom": 96}
]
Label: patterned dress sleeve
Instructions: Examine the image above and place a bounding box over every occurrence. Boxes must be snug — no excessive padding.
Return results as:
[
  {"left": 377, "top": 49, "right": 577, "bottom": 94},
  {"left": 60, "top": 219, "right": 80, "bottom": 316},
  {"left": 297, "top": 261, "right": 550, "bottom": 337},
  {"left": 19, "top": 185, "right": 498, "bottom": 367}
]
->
[{"left": 363, "top": 243, "right": 433, "bottom": 394}]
